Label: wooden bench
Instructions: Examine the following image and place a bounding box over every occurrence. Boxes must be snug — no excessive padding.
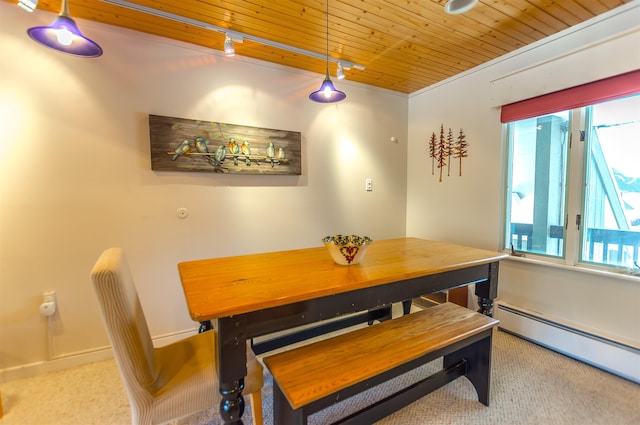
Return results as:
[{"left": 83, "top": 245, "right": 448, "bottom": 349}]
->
[{"left": 263, "top": 302, "right": 499, "bottom": 425}]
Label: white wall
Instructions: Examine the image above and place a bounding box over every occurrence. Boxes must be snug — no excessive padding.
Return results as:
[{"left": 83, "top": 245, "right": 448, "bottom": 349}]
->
[
  {"left": 0, "top": 3, "right": 408, "bottom": 377},
  {"left": 407, "top": 1, "right": 640, "bottom": 349},
  {"left": 3, "top": 0, "right": 639, "bottom": 382}
]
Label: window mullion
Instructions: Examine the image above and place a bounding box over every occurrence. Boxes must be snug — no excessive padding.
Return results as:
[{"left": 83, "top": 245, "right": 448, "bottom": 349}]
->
[{"left": 564, "top": 108, "right": 586, "bottom": 265}]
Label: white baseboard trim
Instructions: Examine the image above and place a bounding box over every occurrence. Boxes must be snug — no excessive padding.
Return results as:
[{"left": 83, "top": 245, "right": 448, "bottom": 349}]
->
[
  {"left": 495, "top": 301, "right": 640, "bottom": 384},
  {"left": 0, "top": 328, "right": 198, "bottom": 383}
]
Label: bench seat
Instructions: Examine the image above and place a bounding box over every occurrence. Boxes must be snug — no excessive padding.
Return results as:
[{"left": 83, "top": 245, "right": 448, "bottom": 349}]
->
[{"left": 263, "top": 302, "right": 499, "bottom": 425}]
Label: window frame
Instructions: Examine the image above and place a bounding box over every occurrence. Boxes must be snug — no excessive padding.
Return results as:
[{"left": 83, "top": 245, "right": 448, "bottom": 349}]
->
[
  {"left": 502, "top": 96, "right": 640, "bottom": 275},
  {"left": 501, "top": 70, "right": 640, "bottom": 275},
  {"left": 503, "top": 111, "right": 573, "bottom": 262}
]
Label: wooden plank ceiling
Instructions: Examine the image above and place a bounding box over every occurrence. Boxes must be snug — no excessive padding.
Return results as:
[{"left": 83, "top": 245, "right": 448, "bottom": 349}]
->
[{"left": 14, "top": 0, "right": 631, "bottom": 93}]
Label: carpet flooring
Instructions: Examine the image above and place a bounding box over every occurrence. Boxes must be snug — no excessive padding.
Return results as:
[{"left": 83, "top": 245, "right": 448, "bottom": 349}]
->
[{"left": 1, "top": 330, "right": 638, "bottom": 425}]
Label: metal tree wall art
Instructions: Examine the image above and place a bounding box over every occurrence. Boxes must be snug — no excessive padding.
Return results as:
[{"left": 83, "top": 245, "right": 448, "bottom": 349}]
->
[
  {"left": 427, "top": 125, "right": 469, "bottom": 182},
  {"left": 454, "top": 129, "right": 470, "bottom": 176},
  {"left": 446, "top": 128, "right": 455, "bottom": 177},
  {"left": 429, "top": 132, "right": 437, "bottom": 175},
  {"left": 435, "top": 125, "right": 448, "bottom": 182}
]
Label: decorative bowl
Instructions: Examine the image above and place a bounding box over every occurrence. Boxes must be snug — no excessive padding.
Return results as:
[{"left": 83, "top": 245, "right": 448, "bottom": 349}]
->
[{"left": 322, "top": 235, "right": 373, "bottom": 265}]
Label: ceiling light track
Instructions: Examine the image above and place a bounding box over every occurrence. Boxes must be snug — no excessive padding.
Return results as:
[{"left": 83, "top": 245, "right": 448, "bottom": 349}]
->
[{"left": 100, "top": 0, "right": 365, "bottom": 72}]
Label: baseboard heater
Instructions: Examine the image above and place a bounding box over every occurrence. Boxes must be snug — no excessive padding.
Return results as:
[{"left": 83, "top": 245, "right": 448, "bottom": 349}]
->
[{"left": 495, "top": 302, "right": 640, "bottom": 384}]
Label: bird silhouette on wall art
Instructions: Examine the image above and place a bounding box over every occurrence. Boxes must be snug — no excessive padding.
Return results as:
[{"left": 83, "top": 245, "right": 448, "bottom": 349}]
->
[
  {"left": 266, "top": 142, "right": 276, "bottom": 167},
  {"left": 195, "top": 136, "right": 209, "bottom": 154},
  {"left": 214, "top": 145, "right": 226, "bottom": 166},
  {"left": 228, "top": 138, "right": 240, "bottom": 165},
  {"left": 240, "top": 140, "right": 251, "bottom": 166},
  {"left": 172, "top": 140, "right": 190, "bottom": 160}
]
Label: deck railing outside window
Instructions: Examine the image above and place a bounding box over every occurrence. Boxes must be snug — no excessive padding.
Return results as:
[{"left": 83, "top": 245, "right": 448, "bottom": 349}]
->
[{"left": 510, "top": 223, "right": 640, "bottom": 270}]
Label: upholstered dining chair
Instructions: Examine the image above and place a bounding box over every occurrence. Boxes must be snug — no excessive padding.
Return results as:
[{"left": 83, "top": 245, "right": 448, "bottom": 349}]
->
[{"left": 90, "top": 247, "right": 264, "bottom": 425}]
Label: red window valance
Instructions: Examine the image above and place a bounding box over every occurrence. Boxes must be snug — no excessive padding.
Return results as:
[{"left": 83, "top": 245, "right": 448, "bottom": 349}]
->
[{"left": 500, "top": 69, "right": 640, "bottom": 123}]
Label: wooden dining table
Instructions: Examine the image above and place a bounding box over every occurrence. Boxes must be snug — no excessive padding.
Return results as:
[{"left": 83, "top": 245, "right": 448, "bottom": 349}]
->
[{"left": 178, "top": 237, "right": 508, "bottom": 425}]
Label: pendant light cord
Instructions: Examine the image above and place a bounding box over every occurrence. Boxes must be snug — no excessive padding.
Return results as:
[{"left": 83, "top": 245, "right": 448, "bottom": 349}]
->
[
  {"left": 325, "top": 1, "right": 329, "bottom": 76},
  {"left": 308, "top": 0, "right": 346, "bottom": 102},
  {"left": 61, "top": 0, "right": 70, "bottom": 17}
]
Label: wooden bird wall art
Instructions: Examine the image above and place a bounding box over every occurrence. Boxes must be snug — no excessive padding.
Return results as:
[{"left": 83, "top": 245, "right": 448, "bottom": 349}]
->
[
  {"left": 149, "top": 114, "right": 302, "bottom": 175},
  {"left": 428, "top": 125, "right": 469, "bottom": 182}
]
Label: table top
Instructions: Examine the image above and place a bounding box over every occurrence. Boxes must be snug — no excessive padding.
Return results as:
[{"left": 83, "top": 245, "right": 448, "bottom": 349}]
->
[{"left": 178, "top": 237, "right": 507, "bottom": 322}]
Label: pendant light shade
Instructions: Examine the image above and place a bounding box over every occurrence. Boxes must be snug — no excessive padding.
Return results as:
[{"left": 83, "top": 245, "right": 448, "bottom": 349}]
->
[
  {"left": 27, "top": 0, "right": 102, "bottom": 57},
  {"left": 309, "top": 1, "right": 345, "bottom": 103},
  {"left": 309, "top": 73, "right": 346, "bottom": 103}
]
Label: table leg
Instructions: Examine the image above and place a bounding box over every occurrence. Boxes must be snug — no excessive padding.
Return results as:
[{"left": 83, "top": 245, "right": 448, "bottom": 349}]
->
[
  {"left": 218, "top": 317, "right": 249, "bottom": 424},
  {"left": 475, "top": 262, "right": 499, "bottom": 317},
  {"left": 220, "top": 379, "right": 245, "bottom": 424},
  {"left": 477, "top": 297, "right": 495, "bottom": 317}
]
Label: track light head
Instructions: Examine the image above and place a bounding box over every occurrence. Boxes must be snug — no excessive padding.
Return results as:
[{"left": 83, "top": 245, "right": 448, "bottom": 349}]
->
[
  {"left": 223, "top": 30, "right": 244, "bottom": 57},
  {"left": 336, "top": 62, "right": 345, "bottom": 80},
  {"left": 18, "top": 0, "right": 38, "bottom": 12},
  {"left": 224, "top": 36, "right": 235, "bottom": 56}
]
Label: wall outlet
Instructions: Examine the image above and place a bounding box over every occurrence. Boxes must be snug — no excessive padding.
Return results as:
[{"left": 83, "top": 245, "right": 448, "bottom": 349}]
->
[
  {"left": 365, "top": 178, "right": 373, "bottom": 192},
  {"left": 40, "top": 291, "right": 57, "bottom": 316},
  {"left": 43, "top": 291, "right": 56, "bottom": 304}
]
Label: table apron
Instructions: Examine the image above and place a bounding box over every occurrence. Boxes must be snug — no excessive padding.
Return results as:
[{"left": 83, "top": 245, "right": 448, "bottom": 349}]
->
[
  {"left": 259, "top": 262, "right": 489, "bottom": 335},
  {"left": 217, "top": 262, "right": 496, "bottom": 384}
]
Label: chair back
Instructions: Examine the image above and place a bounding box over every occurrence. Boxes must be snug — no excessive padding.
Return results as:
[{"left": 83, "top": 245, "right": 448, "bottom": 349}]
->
[{"left": 91, "top": 248, "right": 157, "bottom": 403}]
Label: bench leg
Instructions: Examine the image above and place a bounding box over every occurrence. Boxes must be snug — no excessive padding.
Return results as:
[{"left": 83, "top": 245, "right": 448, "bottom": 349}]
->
[
  {"left": 402, "top": 299, "right": 412, "bottom": 315},
  {"left": 274, "top": 383, "right": 307, "bottom": 425},
  {"left": 443, "top": 331, "right": 493, "bottom": 406}
]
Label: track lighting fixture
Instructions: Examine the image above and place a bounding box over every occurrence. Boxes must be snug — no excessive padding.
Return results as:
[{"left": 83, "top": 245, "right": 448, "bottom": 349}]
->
[
  {"left": 18, "top": 0, "right": 38, "bottom": 12},
  {"left": 224, "top": 36, "right": 234, "bottom": 56},
  {"left": 336, "top": 62, "right": 345, "bottom": 80},
  {"left": 223, "top": 31, "right": 243, "bottom": 57},
  {"left": 309, "top": 1, "right": 346, "bottom": 103},
  {"left": 100, "top": 0, "right": 364, "bottom": 74},
  {"left": 27, "top": 0, "right": 102, "bottom": 57}
]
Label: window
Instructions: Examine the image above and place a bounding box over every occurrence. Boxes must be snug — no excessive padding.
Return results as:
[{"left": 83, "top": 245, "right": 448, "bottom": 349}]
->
[
  {"left": 502, "top": 70, "right": 640, "bottom": 272},
  {"left": 505, "top": 111, "right": 569, "bottom": 258},
  {"left": 581, "top": 96, "right": 640, "bottom": 269}
]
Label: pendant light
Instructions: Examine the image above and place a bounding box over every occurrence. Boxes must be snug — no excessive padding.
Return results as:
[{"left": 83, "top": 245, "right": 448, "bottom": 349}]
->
[
  {"left": 27, "top": 0, "right": 103, "bottom": 57},
  {"left": 309, "top": 1, "right": 346, "bottom": 103}
]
